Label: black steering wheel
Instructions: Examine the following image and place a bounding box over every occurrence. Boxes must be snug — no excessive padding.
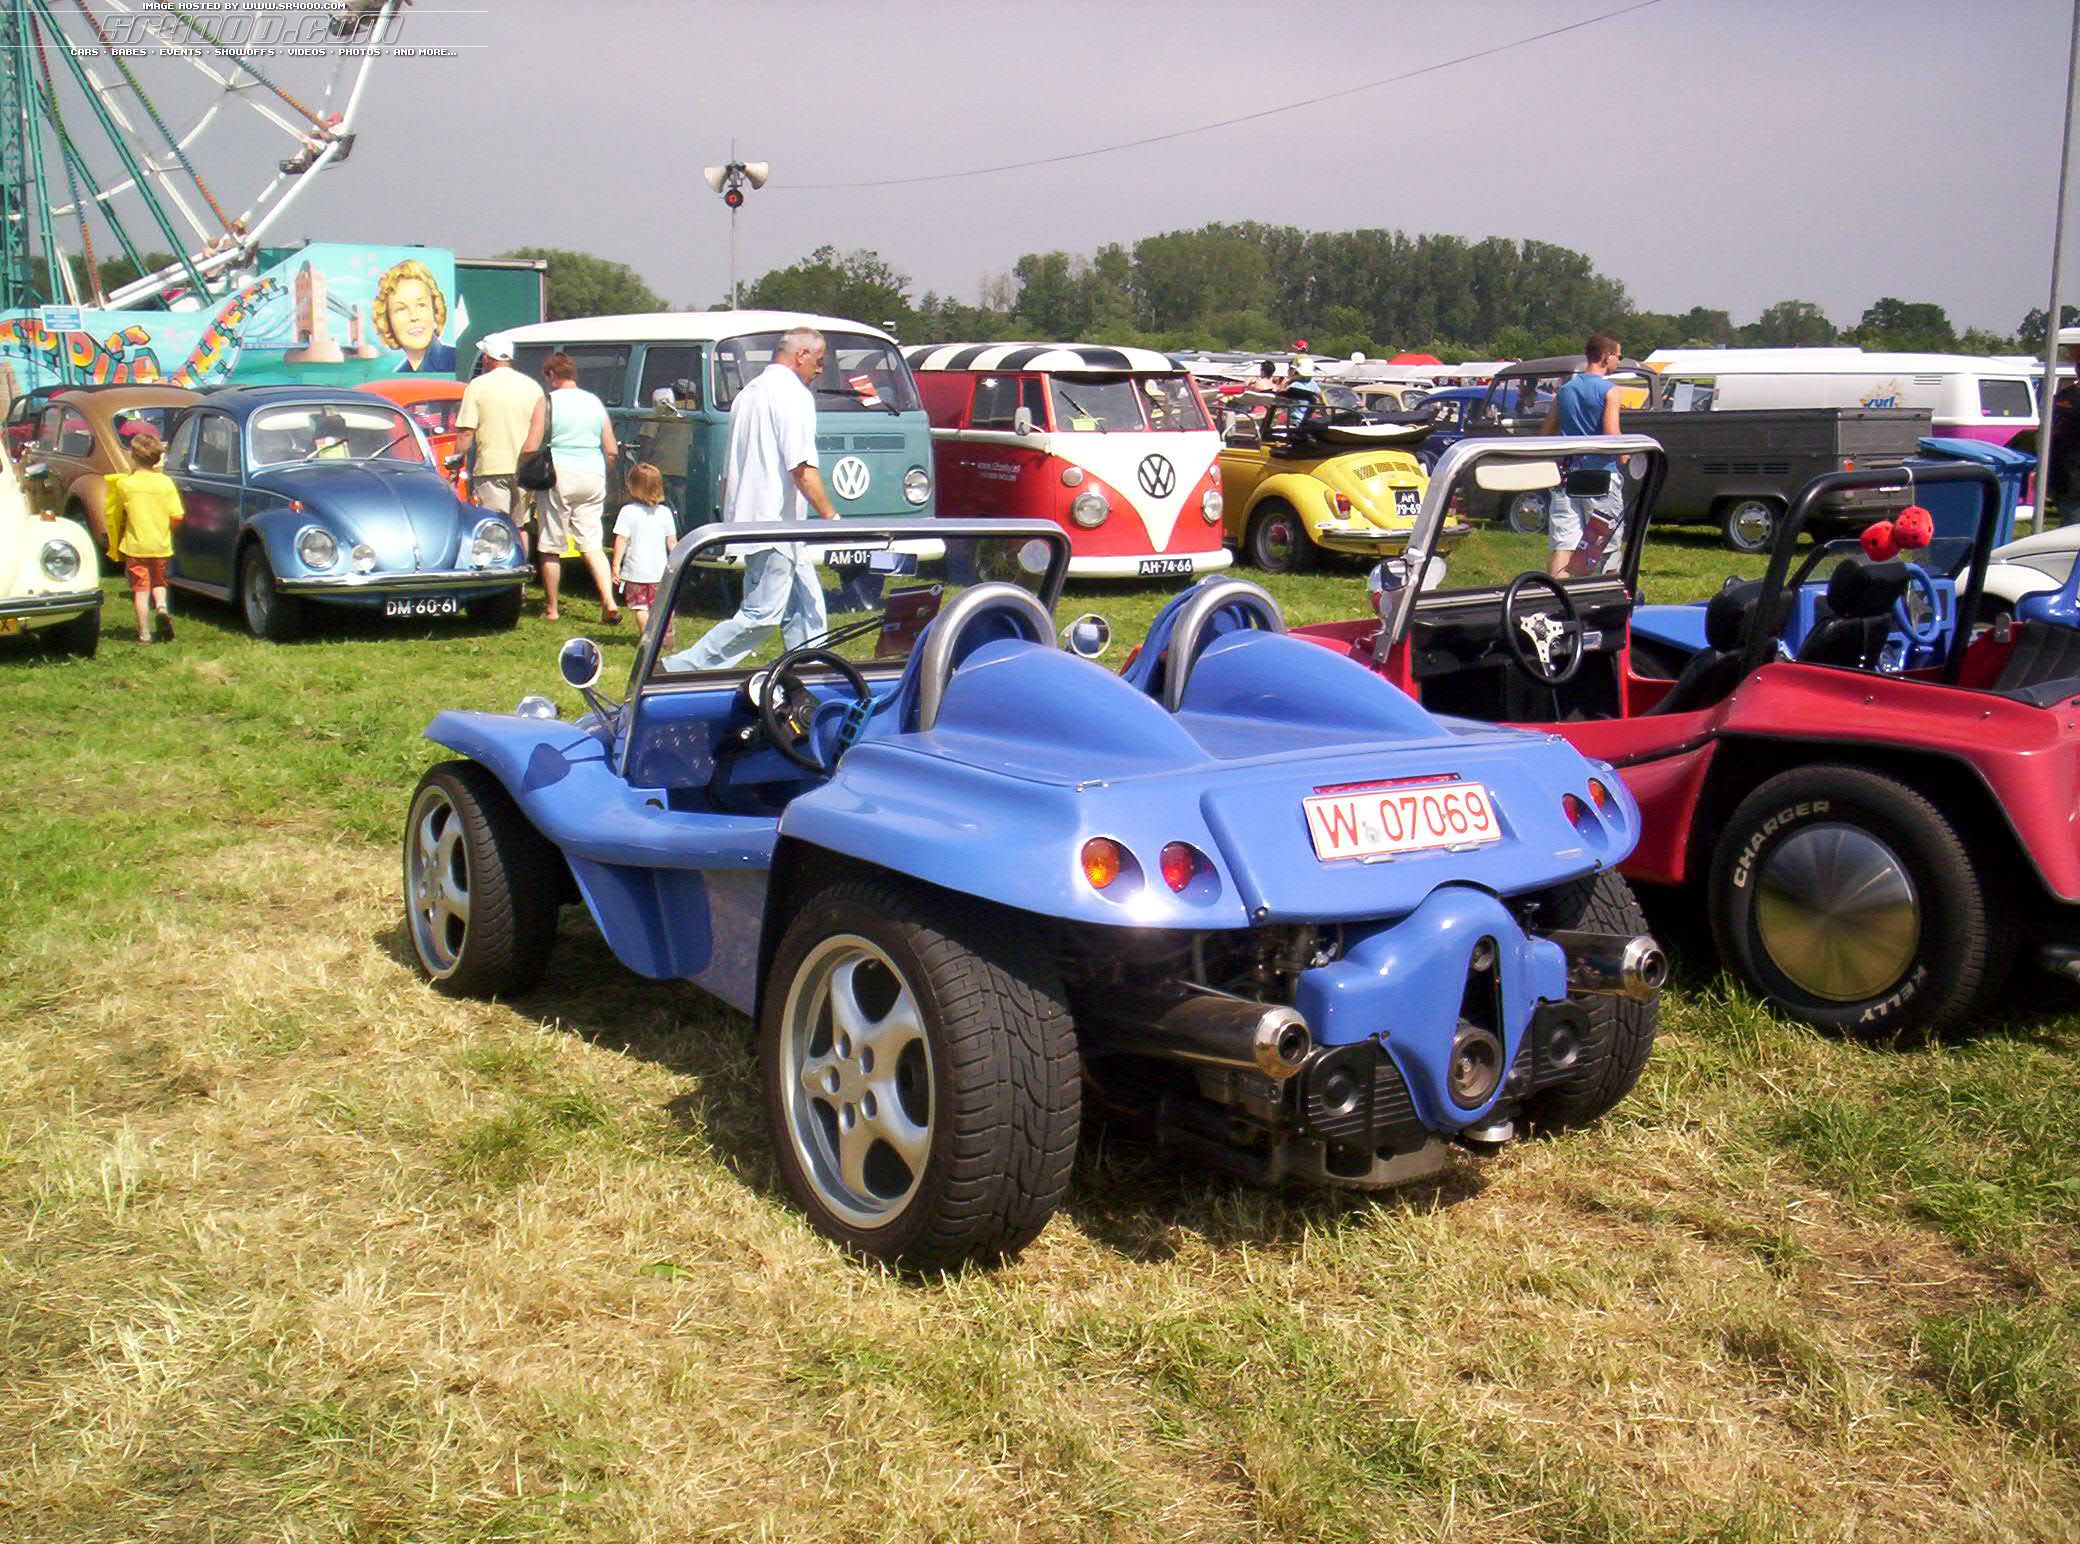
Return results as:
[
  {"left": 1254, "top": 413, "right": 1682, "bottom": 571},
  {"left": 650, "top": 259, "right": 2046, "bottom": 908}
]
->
[
  {"left": 1500, "top": 571, "right": 1584, "bottom": 685},
  {"left": 757, "top": 646, "right": 872, "bottom": 772}
]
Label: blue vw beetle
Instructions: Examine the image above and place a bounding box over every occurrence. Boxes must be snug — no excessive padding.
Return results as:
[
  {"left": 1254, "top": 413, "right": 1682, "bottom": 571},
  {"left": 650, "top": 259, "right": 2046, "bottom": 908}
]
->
[
  {"left": 163, "top": 386, "right": 529, "bottom": 640},
  {"left": 403, "top": 519, "right": 1665, "bottom": 1267}
]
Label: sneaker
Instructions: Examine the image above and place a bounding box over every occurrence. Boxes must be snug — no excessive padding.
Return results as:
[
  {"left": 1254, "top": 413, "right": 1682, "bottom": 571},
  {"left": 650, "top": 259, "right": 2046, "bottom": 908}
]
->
[{"left": 155, "top": 610, "right": 174, "bottom": 641}]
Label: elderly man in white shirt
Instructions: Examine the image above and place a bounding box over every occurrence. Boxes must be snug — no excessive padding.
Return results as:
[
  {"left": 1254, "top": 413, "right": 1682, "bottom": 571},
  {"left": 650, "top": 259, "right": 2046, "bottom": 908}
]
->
[{"left": 672, "top": 326, "right": 841, "bottom": 670}]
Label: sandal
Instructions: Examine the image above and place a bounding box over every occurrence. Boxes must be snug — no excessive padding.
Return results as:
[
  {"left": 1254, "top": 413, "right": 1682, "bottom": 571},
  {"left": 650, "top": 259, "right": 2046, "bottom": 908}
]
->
[{"left": 602, "top": 607, "right": 622, "bottom": 625}]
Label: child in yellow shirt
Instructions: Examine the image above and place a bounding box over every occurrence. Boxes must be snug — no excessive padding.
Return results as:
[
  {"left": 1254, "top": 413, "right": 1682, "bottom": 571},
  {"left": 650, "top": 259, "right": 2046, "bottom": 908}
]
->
[{"left": 104, "top": 430, "right": 185, "bottom": 643}]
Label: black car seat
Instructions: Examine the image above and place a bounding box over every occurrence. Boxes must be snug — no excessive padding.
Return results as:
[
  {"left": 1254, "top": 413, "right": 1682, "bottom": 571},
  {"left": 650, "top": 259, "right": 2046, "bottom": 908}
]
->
[
  {"left": 1993, "top": 621, "right": 2080, "bottom": 699},
  {"left": 1644, "top": 579, "right": 1761, "bottom": 715},
  {"left": 1797, "top": 559, "right": 1911, "bottom": 669}
]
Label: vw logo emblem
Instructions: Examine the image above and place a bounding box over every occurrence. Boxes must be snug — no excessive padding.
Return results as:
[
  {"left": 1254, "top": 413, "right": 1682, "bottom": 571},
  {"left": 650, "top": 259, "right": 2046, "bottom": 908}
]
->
[
  {"left": 830, "top": 455, "right": 871, "bottom": 501},
  {"left": 1137, "top": 453, "right": 1176, "bottom": 498}
]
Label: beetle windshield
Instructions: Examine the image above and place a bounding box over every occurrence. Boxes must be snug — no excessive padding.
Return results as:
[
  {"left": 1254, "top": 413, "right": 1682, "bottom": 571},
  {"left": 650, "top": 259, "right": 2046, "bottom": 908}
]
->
[
  {"left": 248, "top": 402, "right": 428, "bottom": 467},
  {"left": 1047, "top": 373, "right": 1208, "bottom": 432},
  {"left": 712, "top": 332, "right": 922, "bottom": 414},
  {"left": 651, "top": 528, "right": 1064, "bottom": 678}
]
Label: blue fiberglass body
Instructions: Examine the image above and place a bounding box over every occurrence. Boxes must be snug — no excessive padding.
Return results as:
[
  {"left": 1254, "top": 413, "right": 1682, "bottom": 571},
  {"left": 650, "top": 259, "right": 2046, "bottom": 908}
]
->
[{"left": 425, "top": 541, "right": 1644, "bottom": 1142}]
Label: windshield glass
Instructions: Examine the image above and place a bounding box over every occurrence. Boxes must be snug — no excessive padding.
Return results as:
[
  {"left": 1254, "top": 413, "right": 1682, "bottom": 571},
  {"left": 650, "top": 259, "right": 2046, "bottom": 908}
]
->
[
  {"left": 1805, "top": 534, "right": 1976, "bottom": 582},
  {"left": 400, "top": 396, "right": 460, "bottom": 435},
  {"left": 109, "top": 405, "right": 177, "bottom": 441},
  {"left": 712, "top": 331, "right": 922, "bottom": 414},
  {"left": 248, "top": 402, "right": 427, "bottom": 467},
  {"left": 1048, "top": 373, "right": 1208, "bottom": 432},
  {"left": 653, "top": 529, "right": 1061, "bottom": 678}
]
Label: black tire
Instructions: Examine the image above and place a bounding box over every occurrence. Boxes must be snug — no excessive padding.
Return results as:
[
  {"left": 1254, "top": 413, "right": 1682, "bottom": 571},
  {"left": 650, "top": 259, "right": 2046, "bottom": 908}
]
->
[
  {"left": 1708, "top": 765, "right": 2008, "bottom": 1040},
  {"left": 43, "top": 605, "right": 100, "bottom": 659},
  {"left": 760, "top": 876, "right": 1079, "bottom": 1269},
  {"left": 1504, "top": 490, "right": 1550, "bottom": 535},
  {"left": 1244, "top": 500, "right": 1313, "bottom": 574},
  {"left": 1718, "top": 498, "right": 1780, "bottom": 555},
  {"left": 468, "top": 586, "right": 523, "bottom": 629},
  {"left": 403, "top": 761, "right": 562, "bottom": 998},
  {"left": 1525, "top": 870, "right": 1657, "bottom": 1129},
  {"left": 239, "top": 541, "right": 304, "bottom": 642}
]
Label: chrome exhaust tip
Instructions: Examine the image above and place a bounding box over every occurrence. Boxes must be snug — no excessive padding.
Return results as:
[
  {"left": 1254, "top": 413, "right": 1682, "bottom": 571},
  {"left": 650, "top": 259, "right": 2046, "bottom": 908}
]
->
[{"left": 1550, "top": 929, "right": 1668, "bottom": 1001}]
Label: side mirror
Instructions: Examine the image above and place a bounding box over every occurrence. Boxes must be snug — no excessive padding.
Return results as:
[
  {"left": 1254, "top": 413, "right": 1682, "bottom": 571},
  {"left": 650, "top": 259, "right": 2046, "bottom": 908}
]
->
[
  {"left": 21, "top": 460, "right": 48, "bottom": 480},
  {"left": 558, "top": 636, "right": 602, "bottom": 691},
  {"left": 1012, "top": 405, "right": 1037, "bottom": 436},
  {"left": 866, "top": 549, "right": 918, "bottom": 576},
  {"left": 1061, "top": 613, "right": 1111, "bottom": 658},
  {"left": 443, "top": 451, "right": 465, "bottom": 471}
]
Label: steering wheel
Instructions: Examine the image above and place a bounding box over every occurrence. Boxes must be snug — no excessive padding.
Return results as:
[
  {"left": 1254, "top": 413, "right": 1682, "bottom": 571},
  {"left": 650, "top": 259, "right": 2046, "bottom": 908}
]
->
[
  {"left": 1891, "top": 562, "right": 1944, "bottom": 646},
  {"left": 1500, "top": 571, "right": 1585, "bottom": 685},
  {"left": 757, "top": 645, "right": 872, "bottom": 772}
]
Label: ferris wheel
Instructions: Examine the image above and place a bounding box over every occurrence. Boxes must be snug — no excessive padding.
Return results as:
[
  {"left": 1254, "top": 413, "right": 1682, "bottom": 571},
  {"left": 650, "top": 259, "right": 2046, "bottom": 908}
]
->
[{"left": 0, "top": 0, "right": 402, "bottom": 314}]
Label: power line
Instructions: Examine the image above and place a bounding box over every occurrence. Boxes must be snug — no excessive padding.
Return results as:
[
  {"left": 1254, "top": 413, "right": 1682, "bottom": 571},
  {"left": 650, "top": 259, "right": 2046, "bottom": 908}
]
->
[{"left": 779, "top": 0, "right": 1674, "bottom": 192}]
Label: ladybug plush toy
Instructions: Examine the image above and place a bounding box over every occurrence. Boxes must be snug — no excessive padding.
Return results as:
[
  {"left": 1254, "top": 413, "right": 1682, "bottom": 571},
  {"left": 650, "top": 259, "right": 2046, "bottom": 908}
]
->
[{"left": 1860, "top": 504, "right": 1935, "bottom": 563}]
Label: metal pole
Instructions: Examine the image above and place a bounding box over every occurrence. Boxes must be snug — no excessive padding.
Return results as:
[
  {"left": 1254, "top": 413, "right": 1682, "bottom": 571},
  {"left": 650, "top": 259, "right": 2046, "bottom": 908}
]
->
[{"left": 2040, "top": 0, "right": 2080, "bottom": 525}]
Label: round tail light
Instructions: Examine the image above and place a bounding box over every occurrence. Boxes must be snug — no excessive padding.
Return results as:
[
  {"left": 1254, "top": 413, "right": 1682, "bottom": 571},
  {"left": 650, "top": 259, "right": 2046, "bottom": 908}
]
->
[
  {"left": 1159, "top": 842, "right": 1203, "bottom": 893},
  {"left": 1081, "top": 838, "right": 1127, "bottom": 889},
  {"left": 1588, "top": 778, "right": 1612, "bottom": 810}
]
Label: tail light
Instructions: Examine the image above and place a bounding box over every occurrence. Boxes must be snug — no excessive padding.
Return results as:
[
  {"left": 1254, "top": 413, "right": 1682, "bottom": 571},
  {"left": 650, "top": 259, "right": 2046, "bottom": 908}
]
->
[
  {"left": 1587, "top": 778, "right": 1612, "bottom": 811},
  {"left": 1562, "top": 793, "right": 1589, "bottom": 826},
  {"left": 1334, "top": 492, "right": 1353, "bottom": 514},
  {"left": 1841, "top": 458, "right": 1857, "bottom": 472},
  {"left": 1081, "top": 838, "right": 1127, "bottom": 889},
  {"left": 1159, "top": 842, "right": 1204, "bottom": 893}
]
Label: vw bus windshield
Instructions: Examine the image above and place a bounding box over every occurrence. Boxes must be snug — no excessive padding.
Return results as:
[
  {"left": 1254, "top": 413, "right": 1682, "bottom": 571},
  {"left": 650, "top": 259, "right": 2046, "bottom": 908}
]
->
[
  {"left": 1047, "top": 373, "right": 1209, "bottom": 432},
  {"left": 712, "top": 332, "right": 922, "bottom": 414}
]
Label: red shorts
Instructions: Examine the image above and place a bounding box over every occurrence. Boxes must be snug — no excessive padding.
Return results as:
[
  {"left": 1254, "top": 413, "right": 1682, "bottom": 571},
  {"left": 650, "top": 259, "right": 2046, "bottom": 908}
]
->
[
  {"left": 125, "top": 556, "right": 169, "bottom": 592},
  {"left": 621, "top": 581, "right": 658, "bottom": 610}
]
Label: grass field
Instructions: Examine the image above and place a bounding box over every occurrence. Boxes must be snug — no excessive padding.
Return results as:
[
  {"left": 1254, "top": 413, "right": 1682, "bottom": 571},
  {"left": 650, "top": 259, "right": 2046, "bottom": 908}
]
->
[{"left": 3, "top": 525, "right": 2076, "bottom": 1542}]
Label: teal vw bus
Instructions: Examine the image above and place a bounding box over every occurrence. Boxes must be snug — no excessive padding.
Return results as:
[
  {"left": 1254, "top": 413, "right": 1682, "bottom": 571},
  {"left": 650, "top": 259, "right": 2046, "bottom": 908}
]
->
[{"left": 502, "top": 311, "right": 933, "bottom": 530}]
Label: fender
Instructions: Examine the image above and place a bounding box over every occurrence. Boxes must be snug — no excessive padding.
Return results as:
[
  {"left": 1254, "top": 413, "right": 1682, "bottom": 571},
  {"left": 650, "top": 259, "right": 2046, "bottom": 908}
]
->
[
  {"left": 1244, "top": 469, "right": 1336, "bottom": 534},
  {"left": 1981, "top": 558, "right": 2063, "bottom": 610}
]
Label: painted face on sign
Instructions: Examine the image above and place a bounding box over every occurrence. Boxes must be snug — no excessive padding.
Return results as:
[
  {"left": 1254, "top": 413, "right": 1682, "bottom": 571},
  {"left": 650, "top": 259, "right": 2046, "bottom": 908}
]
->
[{"left": 386, "top": 278, "right": 438, "bottom": 359}]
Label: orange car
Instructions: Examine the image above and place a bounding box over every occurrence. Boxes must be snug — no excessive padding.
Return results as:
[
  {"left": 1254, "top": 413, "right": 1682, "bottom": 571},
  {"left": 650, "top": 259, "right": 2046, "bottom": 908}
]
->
[{"left": 360, "top": 377, "right": 468, "bottom": 496}]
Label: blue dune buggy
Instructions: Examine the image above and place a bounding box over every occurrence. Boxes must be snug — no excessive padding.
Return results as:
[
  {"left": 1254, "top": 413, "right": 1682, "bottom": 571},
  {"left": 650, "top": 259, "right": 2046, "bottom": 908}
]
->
[{"left": 403, "top": 518, "right": 1664, "bottom": 1267}]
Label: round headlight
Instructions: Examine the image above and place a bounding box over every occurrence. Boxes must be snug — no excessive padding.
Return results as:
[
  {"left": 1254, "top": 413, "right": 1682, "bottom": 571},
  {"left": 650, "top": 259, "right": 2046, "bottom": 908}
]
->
[
  {"left": 903, "top": 466, "right": 931, "bottom": 506},
  {"left": 1201, "top": 488, "right": 1224, "bottom": 524},
  {"left": 515, "top": 694, "right": 561, "bottom": 721},
  {"left": 471, "top": 518, "right": 515, "bottom": 567},
  {"left": 295, "top": 526, "right": 338, "bottom": 570},
  {"left": 1070, "top": 489, "right": 1109, "bottom": 529},
  {"left": 39, "top": 539, "right": 79, "bottom": 582},
  {"left": 351, "top": 542, "right": 377, "bottom": 574}
]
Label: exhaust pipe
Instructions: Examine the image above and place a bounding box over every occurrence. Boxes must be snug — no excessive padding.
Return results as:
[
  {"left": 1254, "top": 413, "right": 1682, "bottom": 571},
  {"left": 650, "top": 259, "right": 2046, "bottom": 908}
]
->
[
  {"left": 1549, "top": 929, "right": 1667, "bottom": 1001},
  {"left": 1080, "top": 985, "right": 1313, "bottom": 1080}
]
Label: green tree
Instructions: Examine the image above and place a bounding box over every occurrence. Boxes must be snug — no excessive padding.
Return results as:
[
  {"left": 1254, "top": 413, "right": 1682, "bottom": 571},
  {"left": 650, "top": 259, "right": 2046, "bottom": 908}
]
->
[
  {"left": 1130, "top": 224, "right": 1270, "bottom": 332},
  {"left": 1743, "top": 299, "right": 1838, "bottom": 347},
  {"left": 2017, "top": 304, "right": 2080, "bottom": 350},
  {"left": 1853, "top": 297, "right": 1956, "bottom": 351},
  {"left": 1958, "top": 326, "right": 2019, "bottom": 355},
  {"left": 1010, "top": 250, "right": 1088, "bottom": 338},
  {"left": 740, "top": 246, "right": 914, "bottom": 332},
  {"left": 498, "top": 246, "right": 664, "bottom": 321}
]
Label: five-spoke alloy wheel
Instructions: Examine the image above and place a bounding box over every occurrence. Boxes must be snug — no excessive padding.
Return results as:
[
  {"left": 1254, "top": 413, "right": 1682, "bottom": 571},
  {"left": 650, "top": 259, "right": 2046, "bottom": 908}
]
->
[{"left": 403, "top": 762, "right": 561, "bottom": 998}]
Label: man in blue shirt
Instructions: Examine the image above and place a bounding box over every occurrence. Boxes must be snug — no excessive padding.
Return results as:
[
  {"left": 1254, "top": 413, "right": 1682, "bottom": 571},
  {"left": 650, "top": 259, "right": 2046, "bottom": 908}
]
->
[{"left": 1540, "top": 333, "right": 1626, "bottom": 578}]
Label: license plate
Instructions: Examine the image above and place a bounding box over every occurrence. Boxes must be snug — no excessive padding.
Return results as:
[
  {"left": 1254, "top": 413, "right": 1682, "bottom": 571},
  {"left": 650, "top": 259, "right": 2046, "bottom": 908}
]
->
[
  {"left": 1138, "top": 556, "right": 1196, "bottom": 577},
  {"left": 384, "top": 596, "right": 460, "bottom": 619},
  {"left": 821, "top": 546, "right": 878, "bottom": 568},
  {"left": 1394, "top": 488, "right": 1421, "bottom": 517},
  {"left": 1302, "top": 780, "right": 1502, "bottom": 862},
  {"left": 0, "top": 617, "right": 21, "bottom": 636}
]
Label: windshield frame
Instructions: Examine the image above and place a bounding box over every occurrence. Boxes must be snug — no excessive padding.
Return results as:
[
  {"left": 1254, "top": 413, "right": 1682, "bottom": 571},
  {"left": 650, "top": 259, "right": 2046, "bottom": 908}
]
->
[{"left": 245, "top": 400, "right": 432, "bottom": 470}]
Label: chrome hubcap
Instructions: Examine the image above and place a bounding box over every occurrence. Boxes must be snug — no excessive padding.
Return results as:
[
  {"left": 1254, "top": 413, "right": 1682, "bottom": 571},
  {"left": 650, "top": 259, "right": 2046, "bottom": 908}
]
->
[
  {"left": 1732, "top": 503, "right": 1773, "bottom": 547},
  {"left": 781, "top": 935, "right": 933, "bottom": 1230},
  {"left": 405, "top": 785, "right": 471, "bottom": 977},
  {"left": 245, "top": 555, "right": 273, "bottom": 629},
  {"left": 1511, "top": 492, "right": 1547, "bottom": 531},
  {"left": 1262, "top": 514, "right": 1297, "bottom": 567},
  {"left": 1755, "top": 822, "right": 1919, "bottom": 1002}
]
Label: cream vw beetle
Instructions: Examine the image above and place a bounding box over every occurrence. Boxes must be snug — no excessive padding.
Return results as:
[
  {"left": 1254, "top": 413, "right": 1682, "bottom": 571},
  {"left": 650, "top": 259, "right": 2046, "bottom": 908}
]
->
[{"left": 5, "top": 437, "right": 100, "bottom": 656}]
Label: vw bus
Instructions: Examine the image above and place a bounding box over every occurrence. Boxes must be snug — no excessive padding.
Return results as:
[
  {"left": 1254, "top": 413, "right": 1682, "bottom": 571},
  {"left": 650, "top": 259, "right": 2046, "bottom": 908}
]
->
[
  {"left": 906, "top": 343, "right": 1231, "bottom": 578},
  {"left": 502, "top": 312, "right": 935, "bottom": 532}
]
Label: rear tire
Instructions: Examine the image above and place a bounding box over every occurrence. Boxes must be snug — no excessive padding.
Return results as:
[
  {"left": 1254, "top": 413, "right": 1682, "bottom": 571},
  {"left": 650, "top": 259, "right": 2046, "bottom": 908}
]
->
[
  {"left": 43, "top": 605, "right": 100, "bottom": 658},
  {"left": 1525, "top": 870, "right": 1657, "bottom": 1129},
  {"left": 1708, "top": 765, "right": 2007, "bottom": 1040},
  {"left": 760, "top": 876, "right": 1079, "bottom": 1269},
  {"left": 468, "top": 586, "right": 523, "bottom": 629},
  {"left": 239, "top": 542, "right": 305, "bottom": 642},
  {"left": 403, "top": 761, "right": 562, "bottom": 998},
  {"left": 1244, "top": 500, "right": 1313, "bottom": 574}
]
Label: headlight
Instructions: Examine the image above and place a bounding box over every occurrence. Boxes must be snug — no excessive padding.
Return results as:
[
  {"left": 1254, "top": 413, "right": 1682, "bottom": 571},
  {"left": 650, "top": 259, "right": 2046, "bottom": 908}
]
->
[
  {"left": 351, "top": 542, "right": 377, "bottom": 573},
  {"left": 295, "top": 525, "right": 338, "bottom": 570},
  {"left": 1201, "top": 488, "right": 1224, "bottom": 524},
  {"left": 902, "top": 466, "right": 931, "bottom": 506},
  {"left": 471, "top": 518, "right": 515, "bottom": 567},
  {"left": 1070, "top": 489, "right": 1109, "bottom": 528},
  {"left": 39, "top": 539, "right": 79, "bottom": 582}
]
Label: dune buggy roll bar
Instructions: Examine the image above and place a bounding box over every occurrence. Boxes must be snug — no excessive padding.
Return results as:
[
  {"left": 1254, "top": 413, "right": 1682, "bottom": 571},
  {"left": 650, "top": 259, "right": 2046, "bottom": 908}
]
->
[{"left": 1739, "top": 462, "right": 2002, "bottom": 685}]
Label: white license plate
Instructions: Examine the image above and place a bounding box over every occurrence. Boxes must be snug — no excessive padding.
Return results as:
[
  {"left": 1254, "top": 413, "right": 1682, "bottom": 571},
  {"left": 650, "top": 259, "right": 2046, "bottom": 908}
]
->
[
  {"left": 1394, "top": 488, "right": 1421, "bottom": 517},
  {"left": 1302, "top": 780, "right": 1501, "bottom": 862},
  {"left": 384, "top": 596, "right": 460, "bottom": 619},
  {"left": 1138, "top": 556, "right": 1196, "bottom": 577}
]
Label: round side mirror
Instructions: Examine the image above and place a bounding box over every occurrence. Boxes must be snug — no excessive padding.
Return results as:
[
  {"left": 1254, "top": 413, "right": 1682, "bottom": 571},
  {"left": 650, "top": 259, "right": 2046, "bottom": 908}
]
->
[
  {"left": 558, "top": 636, "right": 602, "bottom": 691},
  {"left": 1061, "top": 613, "right": 1112, "bottom": 659}
]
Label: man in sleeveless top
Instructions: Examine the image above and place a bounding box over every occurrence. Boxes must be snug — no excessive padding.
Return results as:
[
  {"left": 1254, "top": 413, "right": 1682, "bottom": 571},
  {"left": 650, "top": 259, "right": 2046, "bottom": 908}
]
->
[{"left": 1541, "top": 333, "right": 1627, "bottom": 579}]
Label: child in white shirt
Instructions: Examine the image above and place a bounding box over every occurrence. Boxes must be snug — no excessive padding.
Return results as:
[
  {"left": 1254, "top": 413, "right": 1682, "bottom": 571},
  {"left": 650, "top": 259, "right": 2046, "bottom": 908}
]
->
[{"left": 610, "top": 462, "right": 678, "bottom": 632}]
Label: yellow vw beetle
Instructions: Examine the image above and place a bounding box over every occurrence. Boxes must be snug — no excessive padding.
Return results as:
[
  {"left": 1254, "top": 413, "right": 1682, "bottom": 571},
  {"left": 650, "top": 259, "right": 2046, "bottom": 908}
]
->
[{"left": 1219, "top": 391, "right": 1468, "bottom": 573}]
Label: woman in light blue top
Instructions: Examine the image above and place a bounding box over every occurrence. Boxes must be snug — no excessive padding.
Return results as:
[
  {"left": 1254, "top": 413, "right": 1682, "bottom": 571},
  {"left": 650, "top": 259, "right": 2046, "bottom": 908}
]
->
[{"left": 520, "top": 351, "right": 621, "bottom": 622}]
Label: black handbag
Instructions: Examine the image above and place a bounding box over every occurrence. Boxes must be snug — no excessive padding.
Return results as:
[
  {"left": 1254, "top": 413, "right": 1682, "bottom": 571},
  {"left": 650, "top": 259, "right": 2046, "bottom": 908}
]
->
[{"left": 516, "top": 393, "right": 556, "bottom": 491}]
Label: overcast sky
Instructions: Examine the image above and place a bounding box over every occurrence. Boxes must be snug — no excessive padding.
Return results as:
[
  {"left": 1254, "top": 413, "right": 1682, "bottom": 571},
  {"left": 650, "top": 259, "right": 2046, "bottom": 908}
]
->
[{"left": 133, "top": 0, "right": 2080, "bottom": 333}]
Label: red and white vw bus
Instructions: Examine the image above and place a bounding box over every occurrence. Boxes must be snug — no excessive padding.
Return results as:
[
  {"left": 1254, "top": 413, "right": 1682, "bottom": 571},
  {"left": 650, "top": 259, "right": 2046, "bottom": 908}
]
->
[{"left": 906, "top": 343, "right": 1232, "bottom": 578}]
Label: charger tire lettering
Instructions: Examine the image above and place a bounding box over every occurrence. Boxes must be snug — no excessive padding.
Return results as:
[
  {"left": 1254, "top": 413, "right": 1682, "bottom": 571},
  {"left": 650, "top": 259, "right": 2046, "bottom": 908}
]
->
[{"left": 1730, "top": 799, "right": 1826, "bottom": 888}]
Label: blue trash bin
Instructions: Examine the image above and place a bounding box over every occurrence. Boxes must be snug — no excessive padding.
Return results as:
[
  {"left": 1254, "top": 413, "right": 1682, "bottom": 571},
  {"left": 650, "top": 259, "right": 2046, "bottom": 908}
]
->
[{"left": 1907, "top": 437, "right": 2036, "bottom": 549}]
